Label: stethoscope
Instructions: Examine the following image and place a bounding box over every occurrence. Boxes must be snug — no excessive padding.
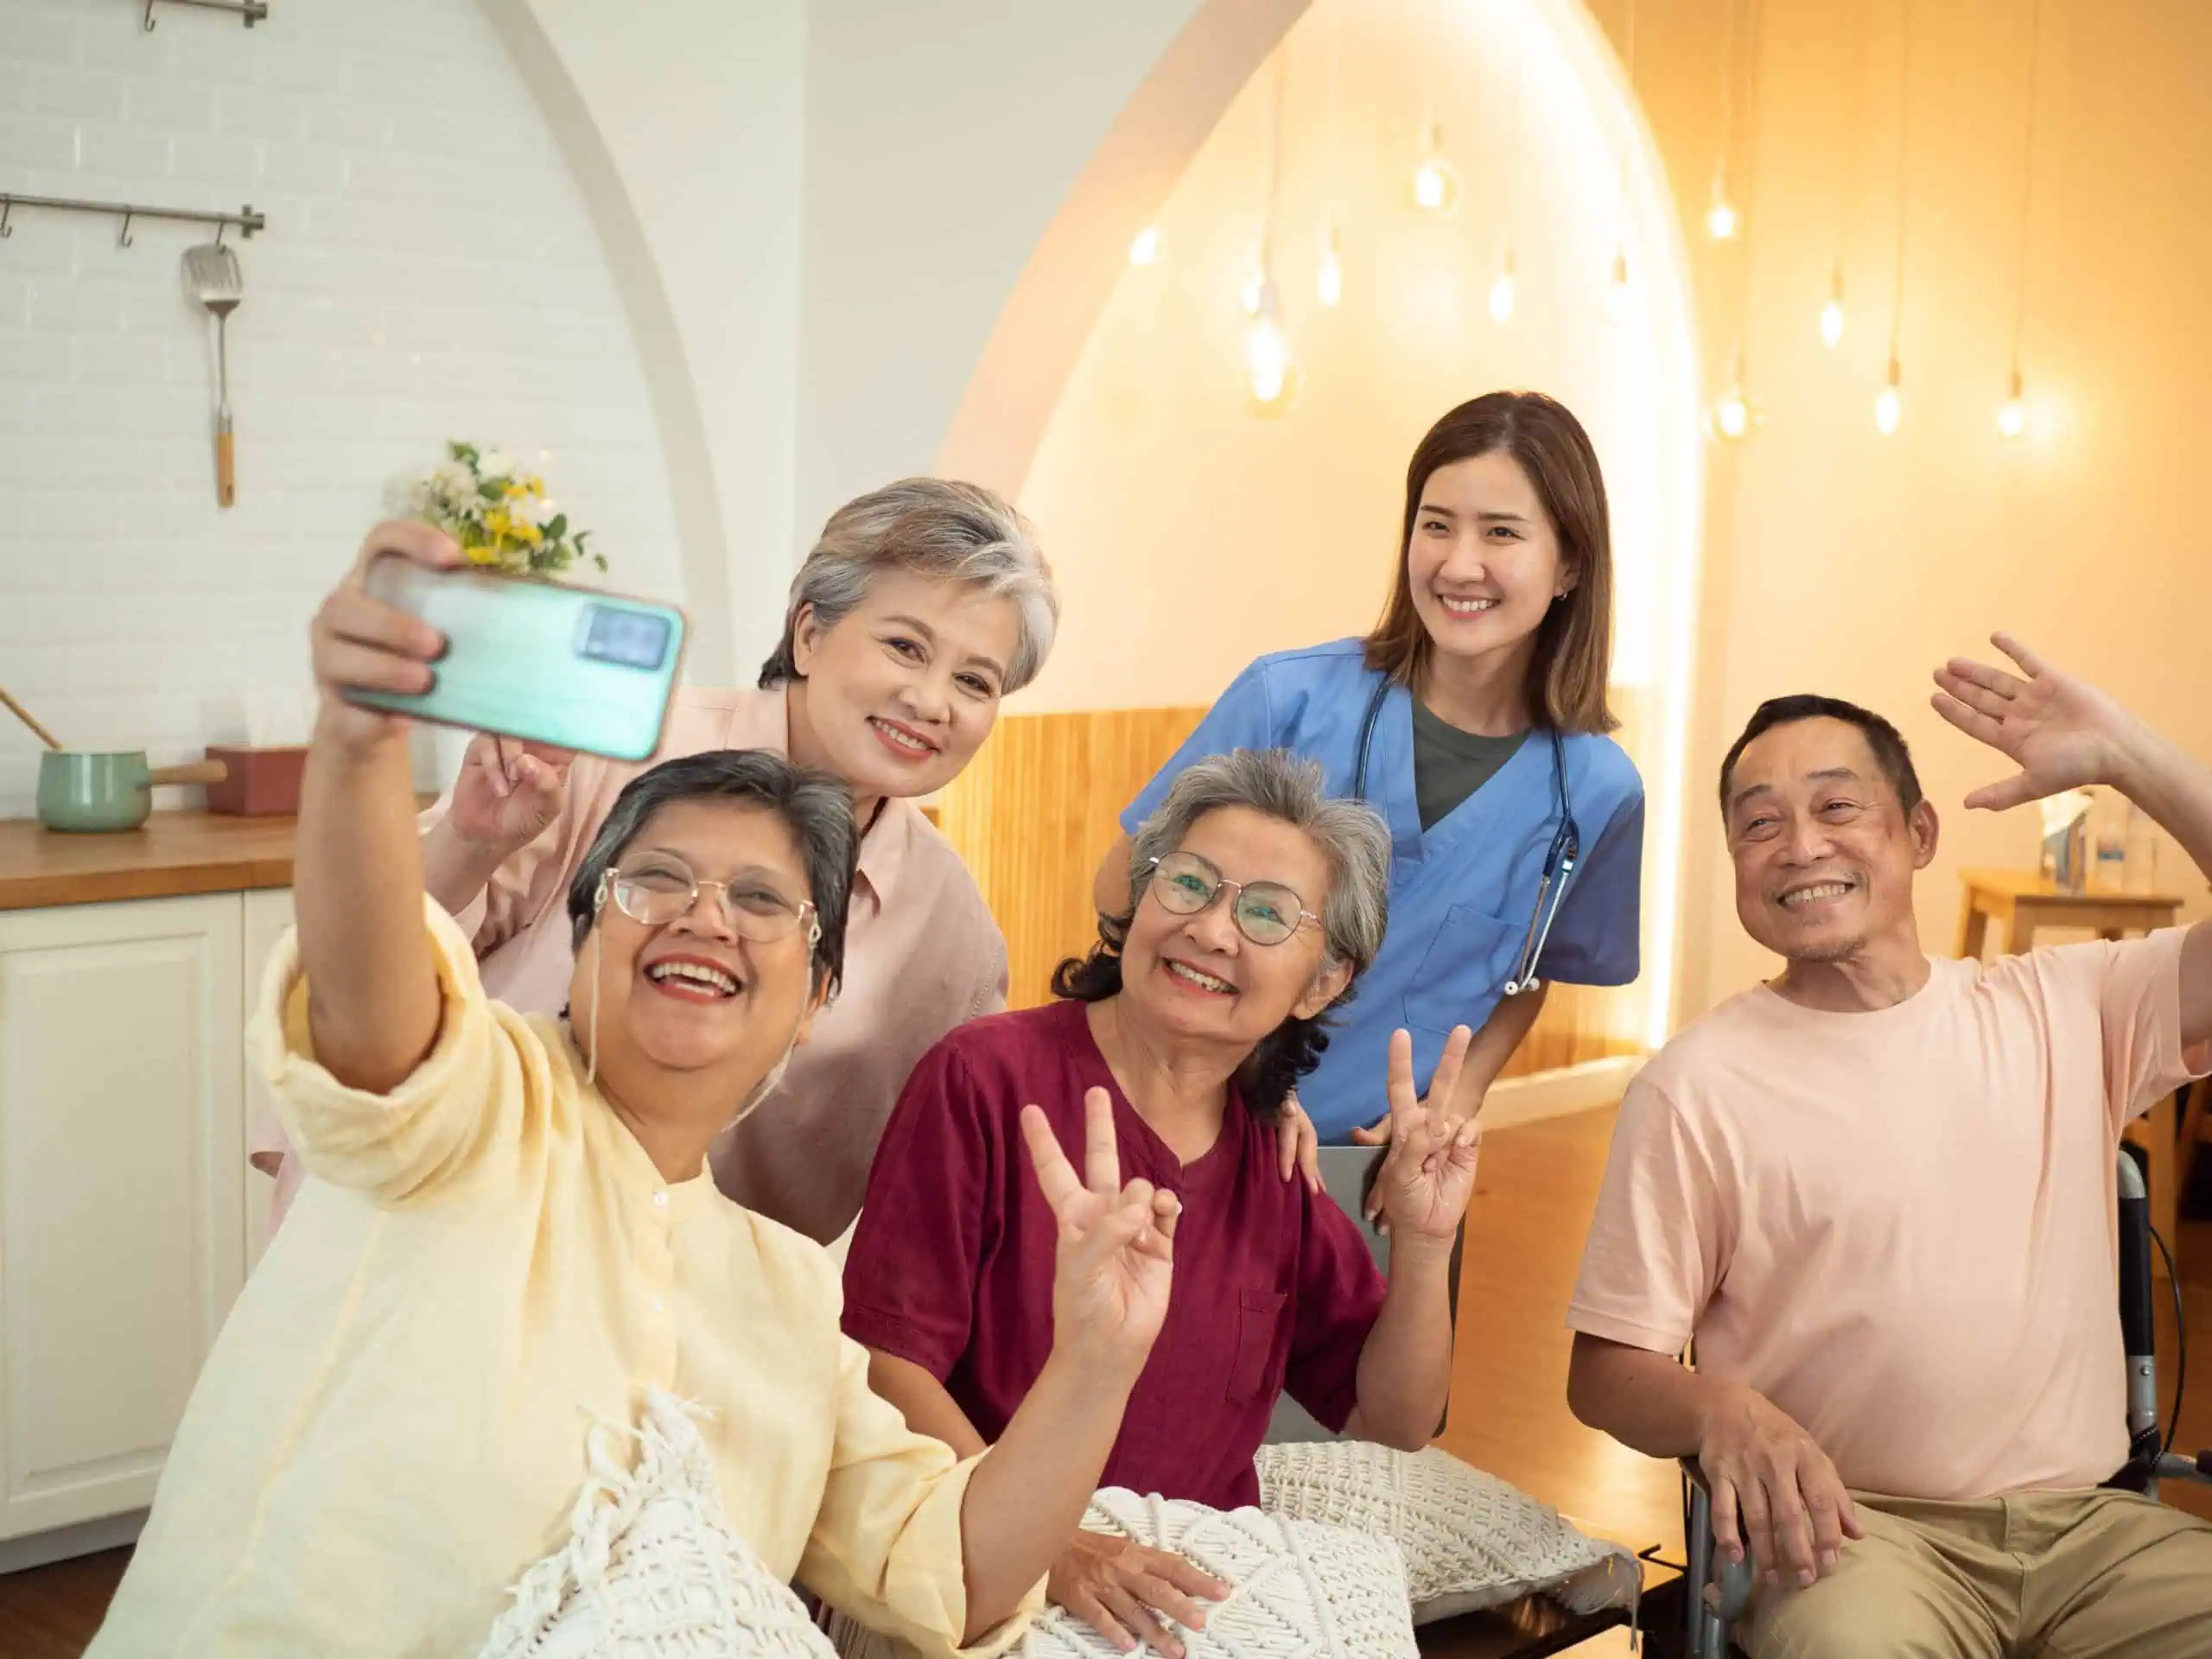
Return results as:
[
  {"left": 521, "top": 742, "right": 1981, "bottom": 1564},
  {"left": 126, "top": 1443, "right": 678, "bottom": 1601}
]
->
[{"left": 1351, "top": 676, "right": 1580, "bottom": 996}]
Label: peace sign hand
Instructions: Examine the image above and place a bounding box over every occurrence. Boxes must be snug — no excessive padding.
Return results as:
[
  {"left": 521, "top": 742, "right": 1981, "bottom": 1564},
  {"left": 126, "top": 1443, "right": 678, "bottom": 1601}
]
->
[
  {"left": 1365, "top": 1027, "right": 1481, "bottom": 1243},
  {"left": 1932, "top": 632, "right": 2141, "bottom": 811},
  {"left": 1022, "top": 1090, "right": 1179, "bottom": 1379}
]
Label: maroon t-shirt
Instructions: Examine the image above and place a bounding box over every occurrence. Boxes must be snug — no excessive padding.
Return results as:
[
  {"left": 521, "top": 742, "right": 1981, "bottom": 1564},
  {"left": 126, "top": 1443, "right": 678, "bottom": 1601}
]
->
[{"left": 842, "top": 998, "right": 1389, "bottom": 1510}]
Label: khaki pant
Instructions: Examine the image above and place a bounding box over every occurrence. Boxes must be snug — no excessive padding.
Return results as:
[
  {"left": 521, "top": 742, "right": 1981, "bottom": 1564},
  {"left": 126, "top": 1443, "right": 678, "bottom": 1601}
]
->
[{"left": 1743, "top": 1489, "right": 2212, "bottom": 1658}]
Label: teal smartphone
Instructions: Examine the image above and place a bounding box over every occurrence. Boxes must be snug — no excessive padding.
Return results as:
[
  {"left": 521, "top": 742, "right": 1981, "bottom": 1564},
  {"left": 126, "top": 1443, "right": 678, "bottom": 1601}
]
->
[{"left": 347, "top": 558, "right": 687, "bottom": 763}]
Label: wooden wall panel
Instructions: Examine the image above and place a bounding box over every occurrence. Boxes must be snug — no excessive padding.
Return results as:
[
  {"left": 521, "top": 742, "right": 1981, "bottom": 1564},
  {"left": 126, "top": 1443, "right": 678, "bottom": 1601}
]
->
[
  {"left": 935, "top": 708, "right": 1207, "bottom": 1008},
  {"left": 936, "top": 704, "right": 1643, "bottom": 1073}
]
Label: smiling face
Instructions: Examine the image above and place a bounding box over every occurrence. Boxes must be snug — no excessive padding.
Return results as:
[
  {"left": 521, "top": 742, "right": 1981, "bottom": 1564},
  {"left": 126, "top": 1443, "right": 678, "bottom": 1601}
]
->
[
  {"left": 569, "top": 798, "right": 824, "bottom": 1096},
  {"left": 788, "top": 569, "right": 1023, "bottom": 801},
  {"left": 1723, "top": 717, "right": 1939, "bottom": 967},
  {"left": 1116, "top": 805, "right": 1351, "bottom": 1053},
  {"left": 1405, "top": 450, "right": 1570, "bottom": 679}
]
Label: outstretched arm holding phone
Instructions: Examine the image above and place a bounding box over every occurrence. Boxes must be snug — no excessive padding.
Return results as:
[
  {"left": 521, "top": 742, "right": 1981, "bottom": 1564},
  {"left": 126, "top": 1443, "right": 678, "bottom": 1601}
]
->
[{"left": 295, "top": 522, "right": 461, "bottom": 1093}]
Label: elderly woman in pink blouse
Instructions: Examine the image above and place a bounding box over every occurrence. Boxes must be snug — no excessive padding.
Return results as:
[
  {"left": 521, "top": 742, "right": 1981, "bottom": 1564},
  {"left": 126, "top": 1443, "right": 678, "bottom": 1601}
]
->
[
  {"left": 252, "top": 479, "right": 1044, "bottom": 1245},
  {"left": 256, "top": 478, "right": 1325, "bottom": 1243}
]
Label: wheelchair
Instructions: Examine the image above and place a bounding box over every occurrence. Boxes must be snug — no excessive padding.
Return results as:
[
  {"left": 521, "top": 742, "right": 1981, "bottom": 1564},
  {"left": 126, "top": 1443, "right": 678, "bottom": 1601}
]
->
[{"left": 1665, "top": 1149, "right": 2212, "bottom": 1659}]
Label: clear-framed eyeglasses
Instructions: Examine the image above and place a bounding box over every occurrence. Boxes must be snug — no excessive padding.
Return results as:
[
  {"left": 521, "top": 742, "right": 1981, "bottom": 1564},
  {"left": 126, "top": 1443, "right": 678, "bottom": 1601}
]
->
[
  {"left": 596, "top": 855, "right": 822, "bottom": 948},
  {"left": 1144, "top": 850, "right": 1320, "bottom": 947}
]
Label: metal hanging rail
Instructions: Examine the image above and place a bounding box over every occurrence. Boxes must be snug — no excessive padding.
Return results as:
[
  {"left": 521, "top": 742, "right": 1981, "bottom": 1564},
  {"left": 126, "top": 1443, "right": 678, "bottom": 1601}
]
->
[
  {"left": 0, "top": 193, "right": 265, "bottom": 246},
  {"left": 143, "top": 0, "right": 269, "bottom": 28}
]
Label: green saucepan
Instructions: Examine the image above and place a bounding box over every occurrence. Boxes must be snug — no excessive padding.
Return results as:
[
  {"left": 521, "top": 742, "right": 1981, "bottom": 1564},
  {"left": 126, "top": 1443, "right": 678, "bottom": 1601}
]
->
[{"left": 36, "top": 752, "right": 230, "bottom": 833}]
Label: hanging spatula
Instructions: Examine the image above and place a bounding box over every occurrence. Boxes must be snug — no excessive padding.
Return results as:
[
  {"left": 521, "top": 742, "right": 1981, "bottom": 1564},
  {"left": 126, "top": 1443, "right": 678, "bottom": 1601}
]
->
[{"left": 182, "top": 241, "right": 243, "bottom": 507}]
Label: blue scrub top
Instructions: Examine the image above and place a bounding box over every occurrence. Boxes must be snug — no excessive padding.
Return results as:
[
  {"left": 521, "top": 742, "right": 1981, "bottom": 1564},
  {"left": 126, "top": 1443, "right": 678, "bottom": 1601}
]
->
[{"left": 1122, "top": 639, "right": 1646, "bottom": 1141}]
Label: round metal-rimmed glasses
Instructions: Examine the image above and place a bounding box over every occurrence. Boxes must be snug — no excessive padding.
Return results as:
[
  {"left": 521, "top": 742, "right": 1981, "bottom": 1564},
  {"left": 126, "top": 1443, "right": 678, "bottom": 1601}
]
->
[{"left": 1144, "top": 850, "right": 1319, "bottom": 947}]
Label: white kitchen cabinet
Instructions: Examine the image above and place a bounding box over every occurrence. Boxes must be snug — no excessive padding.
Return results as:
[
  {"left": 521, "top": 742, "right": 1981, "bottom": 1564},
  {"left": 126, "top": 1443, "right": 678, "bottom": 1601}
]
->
[{"left": 0, "top": 892, "right": 260, "bottom": 1541}]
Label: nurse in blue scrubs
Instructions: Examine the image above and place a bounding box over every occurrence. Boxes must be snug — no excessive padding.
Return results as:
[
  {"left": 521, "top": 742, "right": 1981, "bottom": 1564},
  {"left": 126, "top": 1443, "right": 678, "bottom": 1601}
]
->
[{"left": 1093, "top": 391, "right": 1644, "bottom": 1143}]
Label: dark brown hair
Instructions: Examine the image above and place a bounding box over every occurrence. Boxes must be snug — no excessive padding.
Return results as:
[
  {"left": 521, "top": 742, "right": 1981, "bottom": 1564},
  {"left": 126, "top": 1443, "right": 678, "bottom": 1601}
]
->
[{"left": 1362, "top": 391, "right": 1618, "bottom": 734}]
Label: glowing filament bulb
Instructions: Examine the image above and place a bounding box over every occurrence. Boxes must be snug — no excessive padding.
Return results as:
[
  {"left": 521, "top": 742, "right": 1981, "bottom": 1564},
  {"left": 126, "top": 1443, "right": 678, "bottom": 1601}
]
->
[
  {"left": 1997, "top": 365, "right": 2025, "bottom": 439},
  {"left": 1128, "top": 226, "right": 1163, "bottom": 267},
  {"left": 1707, "top": 175, "right": 1739, "bottom": 240},
  {"left": 1488, "top": 250, "right": 1516, "bottom": 323},
  {"left": 1244, "top": 279, "right": 1298, "bottom": 414},
  {"left": 1317, "top": 226, "right": 1343, "bottom": 309},
  {"left": 1411, "top": 117, "right": 1459, "bottom": 215},
  {"left": 1875, "top": 354, "right": 1903, "bottom": 435}
]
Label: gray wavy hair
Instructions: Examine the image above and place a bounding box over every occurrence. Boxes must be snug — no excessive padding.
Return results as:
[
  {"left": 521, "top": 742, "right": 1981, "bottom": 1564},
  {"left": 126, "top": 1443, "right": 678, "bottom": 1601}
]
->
[
  {"left": 1128, "top": 749, "right": 1391, "bottom": 982},
  {"left": 756, "top": 478, "right": 1058, "bottom": 693},
  {"left": 1051, "top": 748, "right": 1391, "bottom": 1118}
]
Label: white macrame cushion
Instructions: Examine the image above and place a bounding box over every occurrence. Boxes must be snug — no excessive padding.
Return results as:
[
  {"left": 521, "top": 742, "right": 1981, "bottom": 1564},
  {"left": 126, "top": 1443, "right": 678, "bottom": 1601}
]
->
[
  {"left": 1253, "top": 1441, "right": 1639, "bottom": 1627},
  {"left": 479, "top": 1389, "right": 836, "bottom": 1659},
  {"left": 831, "top": 1489, "right": 1416, "bottom": 1659}
]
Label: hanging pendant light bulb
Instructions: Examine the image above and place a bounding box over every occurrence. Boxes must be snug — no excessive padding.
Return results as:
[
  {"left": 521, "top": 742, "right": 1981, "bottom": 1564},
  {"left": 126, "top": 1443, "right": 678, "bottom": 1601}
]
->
[
  {"left": 1820, "top": 263, "right": 1846, "bottom": 348},
  {"left": 1410, "top": 115, "right": 1459, "bottom": 216},
  {"left": 1602, "top": 245, "right": 1632, "bottom": 323},
  {"left": 1708, "top": 345, "right": 1752, "bottom": 442},
  {"left": 1874, "top": 353, "right": 1903, "bottom": 435},
  {"left": 1712, "top": 387, "right": 1751, "bottom": 441},
  {"left": 1245, "top": 275, "right": 1298, "bottom": 416},
  {"left": 1128, "top": 226, "right": 1164, "bottom": 267},
  {"left": 1488, "top": 248, "right": 1517, "bottom": 323},
  {"left": 1239, "top": 257, "right": 1265, "bottom": 318},
  {"left": 1706, "top": 173, "right": 1739, "bottom": 241},
  {"left": 1317, "top": 225, "right": 1343, "bottom": 309},
  {"left": 1997, "top": 362, "right": 2026, "bottom": 439}
]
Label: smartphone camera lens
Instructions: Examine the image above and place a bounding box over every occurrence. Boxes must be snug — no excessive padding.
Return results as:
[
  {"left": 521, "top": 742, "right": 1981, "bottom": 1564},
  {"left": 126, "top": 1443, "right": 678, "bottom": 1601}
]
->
[{"left": 579, "top": 605, "right": 671, "bottom": 671}]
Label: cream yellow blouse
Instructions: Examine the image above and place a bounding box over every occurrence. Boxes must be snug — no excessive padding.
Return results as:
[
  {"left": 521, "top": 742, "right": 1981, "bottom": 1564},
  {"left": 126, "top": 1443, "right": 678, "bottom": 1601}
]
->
[{"left": 93, "top": 901, "right": 1036, "bottom": 1657}]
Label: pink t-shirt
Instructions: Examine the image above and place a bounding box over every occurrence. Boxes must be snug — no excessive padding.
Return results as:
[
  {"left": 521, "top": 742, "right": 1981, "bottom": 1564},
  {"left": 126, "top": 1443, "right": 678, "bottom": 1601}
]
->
[
  {"left": 1570, "top": 930, "right": 2209, "bottom": 1500},
  {"left": 251, "top": 684, "right": 1007, "bottom": 1245}
]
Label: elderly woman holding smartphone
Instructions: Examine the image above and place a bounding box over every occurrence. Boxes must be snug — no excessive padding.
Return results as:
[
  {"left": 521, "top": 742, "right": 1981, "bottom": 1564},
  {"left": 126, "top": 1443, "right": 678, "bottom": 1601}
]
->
[
  {"left": 256, "top": 480, "right": 1322, "bottom": 1243},
  {"left": 93, "top": 521, "right": 1181, "bottom": 1656}
]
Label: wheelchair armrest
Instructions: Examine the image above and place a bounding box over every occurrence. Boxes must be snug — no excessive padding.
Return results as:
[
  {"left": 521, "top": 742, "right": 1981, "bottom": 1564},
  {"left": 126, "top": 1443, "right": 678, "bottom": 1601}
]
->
[{"left": 1682, "top": 1455, "right": 1757, "bottom": 1627}]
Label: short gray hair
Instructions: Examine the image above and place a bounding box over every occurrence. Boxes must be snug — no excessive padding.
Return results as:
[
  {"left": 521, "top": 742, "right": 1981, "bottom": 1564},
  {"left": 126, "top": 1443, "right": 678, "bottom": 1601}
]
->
[
  {"left": 566, "top": 750, "right": 858, "bottom": 998},
  {"left": 756, "top": 478, "right": 1058, "bottom": 694},
  {"left": 1129, "top": 750, "right": 1391, "bottom": 985}
]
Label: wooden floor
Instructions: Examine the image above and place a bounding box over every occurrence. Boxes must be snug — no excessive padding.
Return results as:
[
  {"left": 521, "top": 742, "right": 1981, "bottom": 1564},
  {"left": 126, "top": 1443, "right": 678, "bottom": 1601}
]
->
[{"left": 7, "top": 1104, "right": 2209, "bottom": 1656}]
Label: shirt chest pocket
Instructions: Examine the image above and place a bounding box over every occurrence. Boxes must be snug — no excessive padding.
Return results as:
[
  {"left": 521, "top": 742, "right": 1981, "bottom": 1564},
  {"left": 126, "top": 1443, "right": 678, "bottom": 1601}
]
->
[
  {"left": 1404, "top": 904, "right": 1522, "bottom": 1034},
  {"left": 1227, "top": 1288, "right": 1288, "bottom": 1405}
]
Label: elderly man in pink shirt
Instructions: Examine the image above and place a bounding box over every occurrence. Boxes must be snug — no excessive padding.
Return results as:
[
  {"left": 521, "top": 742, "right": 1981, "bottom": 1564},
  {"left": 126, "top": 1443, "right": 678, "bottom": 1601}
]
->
[{"left": 1567, "top": 634, "right": 2212, "bottom": 1657}]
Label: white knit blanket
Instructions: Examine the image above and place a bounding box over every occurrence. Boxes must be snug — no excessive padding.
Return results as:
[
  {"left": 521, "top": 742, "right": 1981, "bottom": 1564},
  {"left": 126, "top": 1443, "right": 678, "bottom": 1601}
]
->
[
  {"left": 1254, "top": 1441, "right": 1640, "bottom": 1625},
  {"left": 830, "top": 1490, "right": 1417, "bottom": 1659},
  {"left": 479, "top": 1390, "right": 836, "bottom": 1659}
]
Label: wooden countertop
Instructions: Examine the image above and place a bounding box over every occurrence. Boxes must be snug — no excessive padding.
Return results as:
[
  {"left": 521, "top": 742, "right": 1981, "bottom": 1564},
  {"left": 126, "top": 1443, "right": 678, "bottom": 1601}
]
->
[{"left": 0, "top": 810, "right": 301, "bottom": 911}]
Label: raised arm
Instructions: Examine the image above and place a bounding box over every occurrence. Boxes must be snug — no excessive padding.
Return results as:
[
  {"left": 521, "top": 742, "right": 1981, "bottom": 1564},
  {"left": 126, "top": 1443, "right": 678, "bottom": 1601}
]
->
[
  {"left": 954, "top": 1090, "right": 1179, "bottom": 1640},
  {"left": 419, "top": 733, "right": 574, "bottom": 924},
  {"left": 297, "top": 522, "right": 464, "bottom": 1092},
  {"left": 1344, "top": 1027, "right": 1476, "bottom": 1446},
  {"left": 1934, "top": 632, "right": 2212, "bottom": 1045}
]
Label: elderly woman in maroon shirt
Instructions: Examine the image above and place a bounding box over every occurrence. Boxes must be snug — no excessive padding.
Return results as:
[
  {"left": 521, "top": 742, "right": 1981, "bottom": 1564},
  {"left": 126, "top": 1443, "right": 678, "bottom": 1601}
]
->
[{"left": 842, "top": 747, "right": 1481, "bottom": 1658}]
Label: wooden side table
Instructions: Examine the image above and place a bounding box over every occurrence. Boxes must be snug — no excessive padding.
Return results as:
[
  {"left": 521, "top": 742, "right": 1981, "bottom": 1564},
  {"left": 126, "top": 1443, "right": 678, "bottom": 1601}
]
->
[{"left": 1957, "top": 869, "right": 2186, "bottom": 1274}]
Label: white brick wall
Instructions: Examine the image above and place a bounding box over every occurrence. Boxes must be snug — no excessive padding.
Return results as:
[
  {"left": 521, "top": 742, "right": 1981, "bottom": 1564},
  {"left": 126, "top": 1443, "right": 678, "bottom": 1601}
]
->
[{"left": 0, "top": 0, "right": 683, "bottom": 816}]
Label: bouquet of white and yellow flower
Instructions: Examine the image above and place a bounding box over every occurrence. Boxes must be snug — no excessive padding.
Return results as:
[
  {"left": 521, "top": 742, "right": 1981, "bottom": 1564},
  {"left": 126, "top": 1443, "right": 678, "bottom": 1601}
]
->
[{"left": 389, "top": 441, "right": 606, "bottom": 576}]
